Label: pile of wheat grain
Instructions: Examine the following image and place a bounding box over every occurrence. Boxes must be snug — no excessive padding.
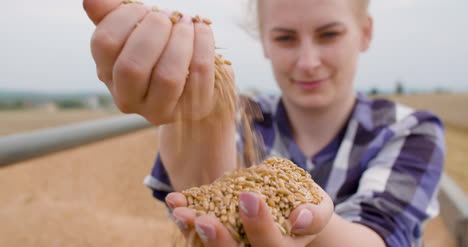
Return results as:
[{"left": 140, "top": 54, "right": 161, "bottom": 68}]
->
[{"left": 182, "top": 157, "right": 323, "bottom": 246}]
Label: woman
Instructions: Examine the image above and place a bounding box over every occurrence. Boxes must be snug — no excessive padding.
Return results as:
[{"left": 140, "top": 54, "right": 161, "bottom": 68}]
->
[{"left": 83, "top": 0, "right": 445, "bottom": 246}]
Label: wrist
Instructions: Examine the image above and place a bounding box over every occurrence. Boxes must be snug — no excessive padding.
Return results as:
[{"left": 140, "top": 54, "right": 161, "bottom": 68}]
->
[{"left": 308, "top": 213, "right": 386, "bottom": 247}]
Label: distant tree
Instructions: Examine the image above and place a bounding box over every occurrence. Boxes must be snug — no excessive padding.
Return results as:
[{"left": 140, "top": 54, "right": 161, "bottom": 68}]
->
[
  {"left": 395, "top": 80, "right": 405, "bottom": 95},
  {"left": 369, "top": 87, "right": 380, "bottom": 96},
  {"left": 0, "top": 100, "right": 25, "bottom": 110},
  {"left": 55, "top": 99, "right": 84, "bottom": 109},
  {"left": 434, "top": 87, "right": 449, "bottom": 94},
  {"left": 98, "top": 95, "right": 114, "bottom": 107}
]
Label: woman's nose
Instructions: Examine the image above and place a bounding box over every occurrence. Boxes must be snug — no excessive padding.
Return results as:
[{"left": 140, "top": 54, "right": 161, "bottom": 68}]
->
[{"left": 296, "top": 43, "right": 321, "bottom": 73}]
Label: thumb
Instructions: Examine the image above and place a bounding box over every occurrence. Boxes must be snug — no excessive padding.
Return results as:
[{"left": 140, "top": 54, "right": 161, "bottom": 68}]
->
[
  {"left": 83, "top": 0, "right": 125, "bottom": 25},
  {"left": 239, "top": 192, "right": 283, "bottom": 247},
  {"left": 289, "top": 189, "right": 334, "bottom": 236}
]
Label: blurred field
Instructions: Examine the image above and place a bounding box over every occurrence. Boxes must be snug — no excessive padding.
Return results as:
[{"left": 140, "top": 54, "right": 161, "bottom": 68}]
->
[
  {"left": 386, "top": 93, "right": 468, "bottom": 128},
  {"left": 0, "top": 93, "right": 466, "bottom": 246},
  {"left": 0, "top": 109, "right": 121, "bottom": 136},
  {"left": 0, "top": 129, "right": 180, "bottom": 247}
]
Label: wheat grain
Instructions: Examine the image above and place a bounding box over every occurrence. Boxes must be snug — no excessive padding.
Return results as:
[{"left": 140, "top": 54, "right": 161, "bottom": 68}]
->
[{"left": 182, "top": 158, "right": 323, "bottom": 247}]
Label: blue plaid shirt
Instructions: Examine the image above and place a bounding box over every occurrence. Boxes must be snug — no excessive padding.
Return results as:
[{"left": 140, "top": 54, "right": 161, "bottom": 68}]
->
[{"left": 144, "top": 92, "right": 445, "bottom": 247}]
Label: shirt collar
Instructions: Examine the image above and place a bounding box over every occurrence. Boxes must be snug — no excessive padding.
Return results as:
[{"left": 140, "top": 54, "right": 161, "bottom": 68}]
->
[
  {"left": 352, "top": 92, "right": 375, "bottom": 132},
  {"left": 270, "top": 93, "right": 371, "bottom": 166}
]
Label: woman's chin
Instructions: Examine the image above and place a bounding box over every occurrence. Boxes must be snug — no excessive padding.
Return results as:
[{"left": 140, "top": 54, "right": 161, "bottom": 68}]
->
[{"left": 287, "top": 94, "right": 333, "bottom": 111}]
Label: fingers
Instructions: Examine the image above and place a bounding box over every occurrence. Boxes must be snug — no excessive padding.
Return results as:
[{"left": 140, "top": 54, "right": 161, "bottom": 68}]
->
[
  {"left": 177, "top": 17, "right": 216, "bottom": 120},
  {"left": 194, "top": 215, "right": 238, "bottom": 247},
  {"left": 165, "top": 192, "right": 188, "bottom": 209},
  {"left": 90, "top": 3, "right": 149, "bottom": 87},
  {"left": 239, "top": 192, "right": 284, "bottom": 247},
  {"left": 144, "top": 12, "right": 195, "bottom": 124},
  {"left": 83, "top": 0, "right": 127, "bottom": 25},
  {"left": 112, "top": 9, "right": 172, "bottom": 113},
  {"left": 171, "top": 207, "right": 197, "bottom": 238},
  {"left": 289, "top": 185, "right": 334, "bottom": 236},
  {"left": 170, "top": 205, "right": 238, "bottom": 247}
]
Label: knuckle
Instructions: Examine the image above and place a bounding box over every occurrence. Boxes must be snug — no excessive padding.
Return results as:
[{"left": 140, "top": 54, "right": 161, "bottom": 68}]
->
[
  {"left": 91, "top": 29, "right": 121, "bottom": 55},
  {"left": 82, "top": 0, "right": 96, "bottom": 15},
  {"left": 96, "top": 67, "right": 111, "bottom": 83},
  {"left": 142, "top": 108, "right": 173, "bottom": 125},
  {"left": 144, "top": 115, "right": 168, "bottom": 126},
  {"left": 154, "top": 69, "right": 183, "bottom": 90},
  {"left": 190, "top": 59, "right": 213, "bottom": 75},
  {"left": 113, "top": 97, "right": 136, "bottom": 114},
  {"left": 114, "top": 58, "right": 146, "bottom": 81}
]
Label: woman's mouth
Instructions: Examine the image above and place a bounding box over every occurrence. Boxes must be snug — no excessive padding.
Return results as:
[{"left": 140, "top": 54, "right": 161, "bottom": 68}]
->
[{"left": 292, "top": 79, "right": 327, "bottom": 90}]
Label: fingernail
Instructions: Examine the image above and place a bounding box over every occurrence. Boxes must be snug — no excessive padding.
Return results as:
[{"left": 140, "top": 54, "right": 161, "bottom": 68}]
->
[
  {"left": 151, "top": 5, "right": 159, "bottom": 12},
  {"left": 192, "top": 15, "right": 202, "bottom": 23},
  {"left": 122, "top": 0, "right": 143, "bottom": 4},
  {"left": 195, "top": 222, "right": 216, "bottom": 242},
  {"left": 239, "top": 192, "right": 259, "bottom": 218},
  {"left": 202, "top": 18, "right": 212, "bottom": 25},
  {"left": 166, "top": 199, "right": 176, "bottom": 209},
  {"left": 170, "top": 11, "right": 183, "bottom": 24},
  {"left": 172, "top": 213, "right": 188, "bottom": 231},
  {"left": 293, "top": 209, "right": 313, "bottom": 230},
  {"left": 180, "top": 13, "right": 192, "bottom": 24}
]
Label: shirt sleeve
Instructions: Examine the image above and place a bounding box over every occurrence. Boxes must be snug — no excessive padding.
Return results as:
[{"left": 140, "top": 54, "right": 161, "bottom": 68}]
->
[
  {"left": 335, "top": 111, "right": 445, "bottom": 247},
  {"left": 144, "top": 154, "right": 174, "bottom": 203}
]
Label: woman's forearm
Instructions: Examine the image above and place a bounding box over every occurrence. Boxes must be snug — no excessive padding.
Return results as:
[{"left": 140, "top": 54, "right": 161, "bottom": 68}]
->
[
  {"left": 159, "top": 114, "right": 237, "bottom": 191},
  {"left": 308, "top": 213, "right": 386, "bottom": 247}
]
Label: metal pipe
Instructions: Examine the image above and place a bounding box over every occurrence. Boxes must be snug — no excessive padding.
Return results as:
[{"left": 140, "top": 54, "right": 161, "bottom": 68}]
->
[
  {"left": 0, "top": 114, "right": 152, "bottom": 167},
  {"left": 438, "top": 174, "right": 468, "bottom": 247}
]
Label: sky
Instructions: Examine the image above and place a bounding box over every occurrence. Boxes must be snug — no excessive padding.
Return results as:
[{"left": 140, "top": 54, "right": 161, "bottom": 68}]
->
[{"left": 0, "top": 0, "right": 467, "bottom": 94}]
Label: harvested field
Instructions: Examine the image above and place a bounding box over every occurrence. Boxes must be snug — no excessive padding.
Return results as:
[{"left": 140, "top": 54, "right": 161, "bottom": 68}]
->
[
  {"left": 0, "top": 129, "right": 178, "bottom": 247},
  {"left": 0, "top": 109, "right": 121, "bottom": 136},
  {"left": 386, "top": 93, "right": 468, "bottom": 129}
]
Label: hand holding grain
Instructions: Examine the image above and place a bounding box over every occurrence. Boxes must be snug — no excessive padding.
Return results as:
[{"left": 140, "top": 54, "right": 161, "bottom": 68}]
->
[
  {"left": 166, "top": 158, "right": 335, "bottom": 247},
  {"left": 83, "top": 0, "right": 234, "bottom": 125}
]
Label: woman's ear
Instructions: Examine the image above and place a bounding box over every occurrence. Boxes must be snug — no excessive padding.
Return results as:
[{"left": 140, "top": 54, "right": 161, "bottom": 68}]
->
[{"left": 360, "top": 15, "right": 373, "bottom": 52}]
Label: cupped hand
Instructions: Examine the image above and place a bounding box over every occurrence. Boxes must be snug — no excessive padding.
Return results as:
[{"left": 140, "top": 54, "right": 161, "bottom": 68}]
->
[
  {"left": 83, "top": 0, "right": 231, "bottom": 125},
  {"left": 165, "top": 184, "right": 334, "bottom": 247}
]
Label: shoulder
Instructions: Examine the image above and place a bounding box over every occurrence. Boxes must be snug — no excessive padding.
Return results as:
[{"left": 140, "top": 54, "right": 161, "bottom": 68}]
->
[{"left": 353, "top": 93, "right": 444, "bottom": 135}]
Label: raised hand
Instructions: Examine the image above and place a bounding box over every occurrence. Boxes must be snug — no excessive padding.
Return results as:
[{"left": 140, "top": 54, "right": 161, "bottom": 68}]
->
[{"left": 83, "top": 0, "right": 232, "bottom": 125}]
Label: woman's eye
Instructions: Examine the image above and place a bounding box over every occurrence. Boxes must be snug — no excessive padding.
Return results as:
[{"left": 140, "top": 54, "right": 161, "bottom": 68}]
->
[
  {"left": 274, "top": 35, "right": 295, "bottom": 42},
  {"left": 320, "top": 32, "right": 340, "bottom": 40}
]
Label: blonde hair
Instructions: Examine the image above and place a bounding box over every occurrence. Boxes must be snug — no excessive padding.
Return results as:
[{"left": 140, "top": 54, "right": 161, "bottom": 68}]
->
[{"left": 241, "top": 0, "right": 370, "bottom": 38}]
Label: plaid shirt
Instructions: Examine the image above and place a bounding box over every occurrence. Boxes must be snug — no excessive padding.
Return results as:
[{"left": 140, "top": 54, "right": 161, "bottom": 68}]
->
[{"left": 144, "top": 93, "right": 445, "bottom": 247}]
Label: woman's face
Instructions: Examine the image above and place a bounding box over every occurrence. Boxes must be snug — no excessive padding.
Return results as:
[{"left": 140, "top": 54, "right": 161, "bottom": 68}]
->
[{"left": 259, "top": 0, "right": 372, "bottom": 111}]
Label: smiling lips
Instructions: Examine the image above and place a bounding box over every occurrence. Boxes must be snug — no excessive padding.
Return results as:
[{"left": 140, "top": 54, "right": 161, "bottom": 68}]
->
[{"left": 292, "top": 79, "right": 327, "bottom": 90}]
